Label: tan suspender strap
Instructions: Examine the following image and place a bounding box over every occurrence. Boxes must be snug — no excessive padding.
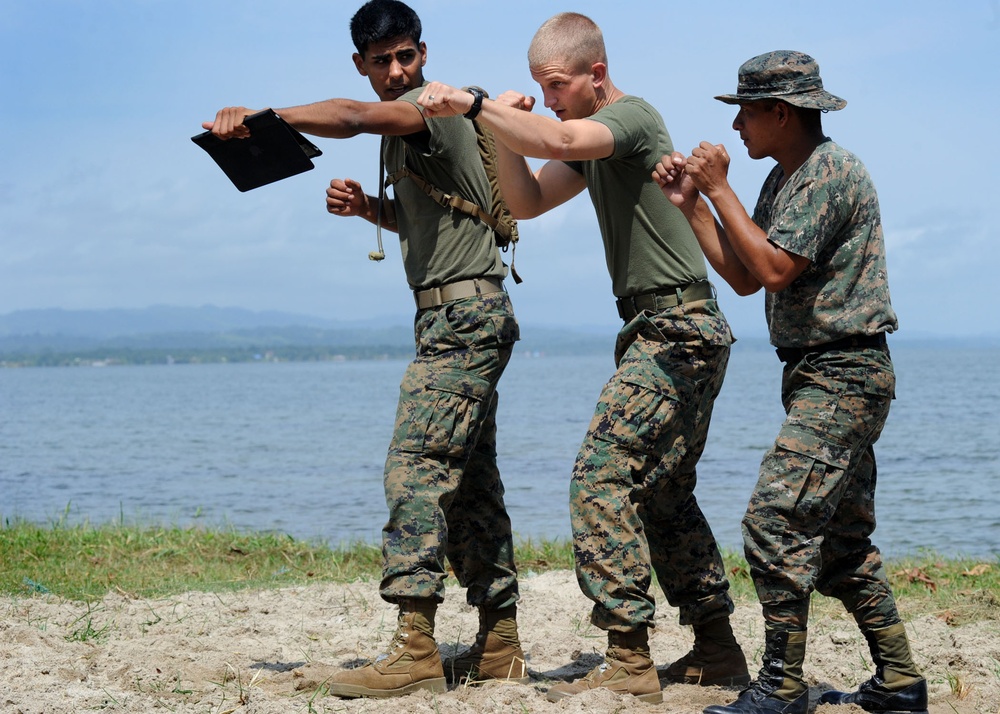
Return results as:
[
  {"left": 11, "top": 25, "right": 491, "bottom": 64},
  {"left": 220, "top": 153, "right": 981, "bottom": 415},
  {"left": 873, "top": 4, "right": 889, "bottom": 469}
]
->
[
  {"left": 385, "top": 167, "right": 511, "bottom": 239},
  {"left": 414, "top": 277, "right": 505, "bottom": 310}
]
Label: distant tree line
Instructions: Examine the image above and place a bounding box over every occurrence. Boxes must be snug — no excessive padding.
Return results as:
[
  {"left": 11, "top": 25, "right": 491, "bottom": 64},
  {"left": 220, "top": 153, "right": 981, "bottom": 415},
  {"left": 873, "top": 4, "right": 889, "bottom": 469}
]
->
[{"left": 0, "top": 344, "right": 414, "bottom": 368}]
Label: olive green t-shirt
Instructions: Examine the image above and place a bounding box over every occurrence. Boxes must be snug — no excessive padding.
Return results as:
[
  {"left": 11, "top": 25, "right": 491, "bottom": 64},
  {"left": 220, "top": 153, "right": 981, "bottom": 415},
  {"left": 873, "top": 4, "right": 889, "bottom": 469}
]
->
[
  {"left": 386, "top": 86, "right": 507, "bottom": 290},
  {"left": 564, "top": 96, "right": 707, "bottom": 297},
  {"left": 753, "top": 139, "right": 898, "bottom": 348}
]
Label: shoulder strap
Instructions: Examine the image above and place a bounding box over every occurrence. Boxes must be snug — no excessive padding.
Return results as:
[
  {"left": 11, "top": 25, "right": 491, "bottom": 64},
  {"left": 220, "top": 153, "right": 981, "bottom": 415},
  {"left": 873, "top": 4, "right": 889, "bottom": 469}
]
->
[
  {"left": 385, "top": 165, "right": 503, "bottom": 234},
  {"left": 383, "top": 105, "right": 522, "bottom": 283}
]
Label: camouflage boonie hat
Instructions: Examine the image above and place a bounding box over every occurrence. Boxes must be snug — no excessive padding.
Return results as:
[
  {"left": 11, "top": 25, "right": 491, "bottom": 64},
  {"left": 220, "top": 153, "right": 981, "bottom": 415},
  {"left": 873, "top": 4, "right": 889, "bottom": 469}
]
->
[{"left": 715, "top": 50, "right": 846, "bottom": 111}]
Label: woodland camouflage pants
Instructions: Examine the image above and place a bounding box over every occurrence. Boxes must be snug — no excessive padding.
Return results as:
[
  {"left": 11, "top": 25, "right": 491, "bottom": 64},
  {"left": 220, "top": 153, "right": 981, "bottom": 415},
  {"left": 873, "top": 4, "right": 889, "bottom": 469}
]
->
[
  {"left": 379, "top": 291, "right": 520, "bottom": 609},
  {"left": 571, "top": 304, "right": 734, "bottom": 632},
  {"left": 743, "top": 346, "right": 901, "bottom": 631}
]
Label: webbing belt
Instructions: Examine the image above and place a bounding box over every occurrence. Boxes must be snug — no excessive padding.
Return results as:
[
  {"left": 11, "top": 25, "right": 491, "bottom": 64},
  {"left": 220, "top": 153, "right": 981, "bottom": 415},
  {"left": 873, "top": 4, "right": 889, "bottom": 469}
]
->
[
  {"left": 616, "top": 281, "right": 716, "bottom": 321},
  {"left": 775, "top": 333, "right": 888, "bottom": 363},
  {"left": 414, "top": 277, "right": 505, "bottom": 310}
]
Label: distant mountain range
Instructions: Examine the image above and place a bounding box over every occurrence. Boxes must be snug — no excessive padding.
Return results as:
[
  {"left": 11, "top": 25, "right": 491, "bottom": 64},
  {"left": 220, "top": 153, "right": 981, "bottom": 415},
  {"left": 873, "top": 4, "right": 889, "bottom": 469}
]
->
[
  {"left": 2, "top": 306, "right": 992, "bottom": 362},
  {"left": 0, "top": 305, "right": 613, "bottom": 356},
  {"left": 0, "top": 305, "right": 374, "bottom": 339}
]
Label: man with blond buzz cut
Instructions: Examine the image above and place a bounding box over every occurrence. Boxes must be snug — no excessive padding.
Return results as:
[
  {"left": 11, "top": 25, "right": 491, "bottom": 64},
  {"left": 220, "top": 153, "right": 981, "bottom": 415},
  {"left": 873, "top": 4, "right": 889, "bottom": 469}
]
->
[{"left": 420, "top": 12, "right": 748, "bottom": 704}]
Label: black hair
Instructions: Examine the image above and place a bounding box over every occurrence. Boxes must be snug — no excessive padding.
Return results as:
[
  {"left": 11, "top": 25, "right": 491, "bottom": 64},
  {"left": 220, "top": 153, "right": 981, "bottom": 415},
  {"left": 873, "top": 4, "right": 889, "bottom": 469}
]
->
[
  {"left": 756, "top": 99, "right": 823, "bottom": 132},
  {"left": 350, "top": 0, "right": 422, "bottom": 56}
]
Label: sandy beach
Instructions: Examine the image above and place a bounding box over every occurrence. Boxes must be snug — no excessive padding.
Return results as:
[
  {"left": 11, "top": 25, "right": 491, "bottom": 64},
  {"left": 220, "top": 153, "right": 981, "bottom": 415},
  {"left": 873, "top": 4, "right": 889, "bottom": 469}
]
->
[{"left": 1, "top": 569, "right": 996, "bottom": 713}]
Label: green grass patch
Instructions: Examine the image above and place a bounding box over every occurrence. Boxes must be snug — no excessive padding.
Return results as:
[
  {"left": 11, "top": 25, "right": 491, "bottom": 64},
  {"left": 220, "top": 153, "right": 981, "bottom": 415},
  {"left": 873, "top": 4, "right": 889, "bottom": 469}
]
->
[
  {"left": 3, "top": 517, "right": 997, "bottom": 623},
  {"left": 2, "top": 519, "right": 383, "bottom": 601}
]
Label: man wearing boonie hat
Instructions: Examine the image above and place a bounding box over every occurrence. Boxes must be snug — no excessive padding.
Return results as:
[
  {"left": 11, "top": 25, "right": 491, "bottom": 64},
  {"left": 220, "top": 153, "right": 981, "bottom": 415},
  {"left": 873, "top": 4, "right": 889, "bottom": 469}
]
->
[{"left": 654, "top": 51, "right": 927, "bottom": 714}]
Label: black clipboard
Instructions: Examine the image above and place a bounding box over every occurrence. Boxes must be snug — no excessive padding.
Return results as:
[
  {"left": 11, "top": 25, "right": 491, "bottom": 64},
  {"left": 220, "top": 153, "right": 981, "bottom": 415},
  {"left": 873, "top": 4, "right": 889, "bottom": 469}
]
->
[{"left": 191, "top": 109, "right": 323, "bottom": 192}]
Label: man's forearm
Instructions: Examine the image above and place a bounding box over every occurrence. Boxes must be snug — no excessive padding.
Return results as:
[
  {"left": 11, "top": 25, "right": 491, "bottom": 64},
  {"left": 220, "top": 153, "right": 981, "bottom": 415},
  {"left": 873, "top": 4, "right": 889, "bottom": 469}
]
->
[
  {"left": 275, "top": 100, "right": 367, "bottom": 138},
  {"left": 278, "top": 98, "right": 425, "bottom": 139},
  {"left": 477, "top": 101, "right": 572, "bottom": 160},
  {"left": 704, "top": 185, "right": 800, "bottom": 292},
  {"left": 685, "top": 197, "right": 761, "bottom": 295}
]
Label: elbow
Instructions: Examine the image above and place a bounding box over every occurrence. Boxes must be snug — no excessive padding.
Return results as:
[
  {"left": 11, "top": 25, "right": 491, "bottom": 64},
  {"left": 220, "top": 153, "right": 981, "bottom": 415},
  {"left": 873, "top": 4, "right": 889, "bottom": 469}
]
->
[
  {"left": 725, "top": 272, "right": 763, "bottom": 296},
  {"left": 732, "top": 280, "right": 762, "bottom": 296},
  {"left": 759, "top": 273, "right": 795, "bottom": 293},
  {"left": 510, "top": 205, "right": 543, "bottom": 220},
  {"left": 542, "top": 131, "right": 576, "bottom": 162}
]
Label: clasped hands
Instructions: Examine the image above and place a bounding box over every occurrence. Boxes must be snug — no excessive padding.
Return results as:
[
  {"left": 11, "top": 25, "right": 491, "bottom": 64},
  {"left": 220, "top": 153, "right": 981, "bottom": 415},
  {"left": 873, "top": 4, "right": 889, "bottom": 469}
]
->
[{"left": 653, "top": 141, "right": 730, "bottom": 210}]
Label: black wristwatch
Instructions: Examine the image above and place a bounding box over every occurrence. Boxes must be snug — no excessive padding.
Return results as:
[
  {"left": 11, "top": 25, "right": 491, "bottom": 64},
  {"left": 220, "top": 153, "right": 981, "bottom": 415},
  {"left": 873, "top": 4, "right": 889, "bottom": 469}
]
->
[{"left": 463, "top": 86, "right": 486, "bottom": 120}]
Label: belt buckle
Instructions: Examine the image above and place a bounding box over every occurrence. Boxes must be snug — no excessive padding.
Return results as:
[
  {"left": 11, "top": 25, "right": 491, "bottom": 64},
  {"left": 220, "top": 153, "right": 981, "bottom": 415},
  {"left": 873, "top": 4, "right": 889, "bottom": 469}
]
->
[{"left": 415, "top": 286, "right": 444, "bottom": 309}]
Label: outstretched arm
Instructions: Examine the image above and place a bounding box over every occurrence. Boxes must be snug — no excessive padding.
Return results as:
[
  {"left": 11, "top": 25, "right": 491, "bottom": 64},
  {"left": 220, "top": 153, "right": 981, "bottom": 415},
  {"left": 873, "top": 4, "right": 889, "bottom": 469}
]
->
[
  {"left": 418, "top": 82, "right": 615, "bottom": 162},
  {"left": 486, "top": 90, "right": 587, "bottom": 218},
  {"left": 682, "top": 142, "right": 809, "bottom": 293},
  {"left": 203, "top": 98, "right": 427, "bottom": 140}
]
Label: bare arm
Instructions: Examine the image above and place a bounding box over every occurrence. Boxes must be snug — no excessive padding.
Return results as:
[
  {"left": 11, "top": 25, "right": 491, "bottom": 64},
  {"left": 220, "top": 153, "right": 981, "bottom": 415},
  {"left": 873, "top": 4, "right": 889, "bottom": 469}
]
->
[
  {"left": 417, "top": 82, "right": 615, "bottom": 162},
  {"left": 654, "top": 152, "right": 760, "bottom": 295},
  {"left": 203, "top": 98, "right": 427, "bottom": 140},
  {"left": 484, "top": 90, "right": 588, "bottom": 218},
  {"left": 684, "top": 142, "right": 810, "bottom": 292}
]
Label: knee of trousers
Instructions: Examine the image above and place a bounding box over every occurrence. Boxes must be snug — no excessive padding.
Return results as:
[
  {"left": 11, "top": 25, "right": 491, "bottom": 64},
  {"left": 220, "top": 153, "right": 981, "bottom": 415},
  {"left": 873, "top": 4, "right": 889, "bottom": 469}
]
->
[{"left": 742, "top": 513, "right": 819, "bottom": 600}]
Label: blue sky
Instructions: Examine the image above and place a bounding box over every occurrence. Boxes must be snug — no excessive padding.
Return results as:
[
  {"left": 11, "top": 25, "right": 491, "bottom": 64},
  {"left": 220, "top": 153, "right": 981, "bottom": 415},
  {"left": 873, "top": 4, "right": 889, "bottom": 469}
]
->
[{"left": 2, "top": 1, "right": 998, "bottom": 339}]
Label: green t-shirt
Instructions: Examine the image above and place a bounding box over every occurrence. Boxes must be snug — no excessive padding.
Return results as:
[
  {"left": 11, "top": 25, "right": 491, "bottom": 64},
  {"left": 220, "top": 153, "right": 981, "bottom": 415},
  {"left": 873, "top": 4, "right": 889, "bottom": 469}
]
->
[
  {"left": 386, "top": 86, "right": 507, "bottom": 290},
  {"left": 564, "top": 96, "right": 707, "bottom": 297},
  {"left": 753, "top": 139, "right": 898, "bottom": 348}
]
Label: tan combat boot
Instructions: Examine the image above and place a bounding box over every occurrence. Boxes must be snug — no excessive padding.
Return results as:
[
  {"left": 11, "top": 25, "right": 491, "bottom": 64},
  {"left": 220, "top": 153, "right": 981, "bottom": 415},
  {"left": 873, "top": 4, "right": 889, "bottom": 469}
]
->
[
  {"left": 546, "top": 628, "right": 662, "bottom": 704},
  {"left": 329, "top": 598, "right": 446, "bottom": 699},
  {"left": 666, "top": 616, "right": 750, "bottom": 686},
  {"left": 444, "top": 605, "right": 530, "bottom": 684}
]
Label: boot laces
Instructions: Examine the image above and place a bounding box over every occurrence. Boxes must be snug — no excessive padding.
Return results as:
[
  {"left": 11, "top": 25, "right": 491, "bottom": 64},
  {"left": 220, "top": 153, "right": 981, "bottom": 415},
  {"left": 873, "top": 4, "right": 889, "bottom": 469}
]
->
[
  {"left": 374, "top": 629, "right": 409, "bottom": 663},
  {"left": 583, "top": 661, "right": 611, "bottom": 683}
]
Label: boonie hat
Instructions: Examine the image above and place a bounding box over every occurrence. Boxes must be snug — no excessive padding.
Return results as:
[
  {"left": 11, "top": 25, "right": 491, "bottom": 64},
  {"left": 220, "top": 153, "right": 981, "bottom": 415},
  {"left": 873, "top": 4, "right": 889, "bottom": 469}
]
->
[{"left": 715, "top": 50, "right": 846, "bottom": 111}]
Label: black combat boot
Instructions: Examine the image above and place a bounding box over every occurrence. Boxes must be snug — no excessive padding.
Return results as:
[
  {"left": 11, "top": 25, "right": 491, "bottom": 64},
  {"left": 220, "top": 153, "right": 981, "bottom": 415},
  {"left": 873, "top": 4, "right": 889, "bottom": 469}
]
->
[
  {"left": 703, "top": 629, "right": 808, "bottom": 714},
  {"left": 819, "top": 622, "right": 928, "bottom": 714}
]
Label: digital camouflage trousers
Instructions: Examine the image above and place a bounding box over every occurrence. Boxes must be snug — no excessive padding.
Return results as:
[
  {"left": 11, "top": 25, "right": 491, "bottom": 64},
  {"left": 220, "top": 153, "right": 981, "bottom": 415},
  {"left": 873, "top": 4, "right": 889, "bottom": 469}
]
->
[
  {"left": 379, "top": 291, "right": 520, "bottom": 609},
  {"left": 571, "top": 301, "right": 735, "bottom": 632},
  {"left": 743, "top": 346, "right": 901, "bottom": 631}
]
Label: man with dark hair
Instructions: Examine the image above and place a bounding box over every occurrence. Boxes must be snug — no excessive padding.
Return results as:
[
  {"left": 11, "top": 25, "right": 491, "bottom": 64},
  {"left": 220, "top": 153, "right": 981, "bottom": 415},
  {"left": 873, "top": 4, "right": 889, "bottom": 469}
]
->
[
  {"left": 655, "top": 51, "right": 927, "bottom": 714},
  {"left": 203, "top": 0, "right": 528, "bottom": 698},
  {"left": 420, "top": 12, "right": 747, "bottom": 705}
]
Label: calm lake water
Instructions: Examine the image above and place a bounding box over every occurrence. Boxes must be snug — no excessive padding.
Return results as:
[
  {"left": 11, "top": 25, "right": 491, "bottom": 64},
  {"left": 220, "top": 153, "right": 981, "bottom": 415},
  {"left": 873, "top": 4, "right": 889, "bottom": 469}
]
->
[{"left": 2, "top": 340, "right": 998, "bottom": 558}]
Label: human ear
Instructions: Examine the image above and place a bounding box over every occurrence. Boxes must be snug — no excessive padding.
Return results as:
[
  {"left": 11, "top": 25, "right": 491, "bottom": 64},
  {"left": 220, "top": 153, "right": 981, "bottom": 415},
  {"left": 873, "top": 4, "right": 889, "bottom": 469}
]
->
[
  {"left": 591, "top": 62, "right": 608, "bottom": 87},
  {"left": 352, "top": 53, "right": 367, "bottom": 77}
]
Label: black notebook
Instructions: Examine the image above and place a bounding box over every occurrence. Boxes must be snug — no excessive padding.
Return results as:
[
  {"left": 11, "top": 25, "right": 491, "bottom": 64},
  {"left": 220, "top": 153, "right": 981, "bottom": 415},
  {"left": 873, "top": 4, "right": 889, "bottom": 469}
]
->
[{"left": 191, "top": 109, "right": 323, "bottom": 192}]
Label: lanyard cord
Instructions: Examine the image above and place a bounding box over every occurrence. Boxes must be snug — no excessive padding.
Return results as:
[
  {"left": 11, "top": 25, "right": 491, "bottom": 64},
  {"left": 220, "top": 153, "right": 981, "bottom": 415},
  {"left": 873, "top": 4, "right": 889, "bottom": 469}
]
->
[{"left": 369, "top": 136, "right": 387, "bottom": 261}]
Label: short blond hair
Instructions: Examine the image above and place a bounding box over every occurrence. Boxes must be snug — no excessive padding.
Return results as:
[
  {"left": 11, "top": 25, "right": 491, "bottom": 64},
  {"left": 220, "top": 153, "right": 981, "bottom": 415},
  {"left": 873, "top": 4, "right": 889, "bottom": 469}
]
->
[{"left": 528, "top": 12, "right": 607, "bottom": 73}]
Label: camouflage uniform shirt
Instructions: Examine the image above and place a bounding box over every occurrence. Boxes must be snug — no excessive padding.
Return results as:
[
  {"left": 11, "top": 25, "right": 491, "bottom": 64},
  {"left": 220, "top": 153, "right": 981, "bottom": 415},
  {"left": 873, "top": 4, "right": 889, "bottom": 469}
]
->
[{"left": 752, "top": 139, "right": 898, "bottom": 347}]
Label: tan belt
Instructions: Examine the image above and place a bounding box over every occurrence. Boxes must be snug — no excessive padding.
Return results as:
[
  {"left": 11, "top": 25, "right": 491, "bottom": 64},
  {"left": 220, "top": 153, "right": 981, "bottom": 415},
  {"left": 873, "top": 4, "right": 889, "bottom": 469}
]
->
[
  {"left": 414, "top": 277, "right": 505, "bottom": 310},
  {"left": 616, "top": 281, "right": 715, "bottom": 321}
]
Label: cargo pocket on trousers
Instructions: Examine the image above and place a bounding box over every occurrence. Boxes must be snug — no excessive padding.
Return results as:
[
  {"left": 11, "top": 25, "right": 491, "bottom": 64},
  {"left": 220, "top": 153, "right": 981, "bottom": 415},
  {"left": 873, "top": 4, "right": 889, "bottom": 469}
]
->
[
  {"left": 488, "top": 314, "right": 520, "bottom": 346},
  {"left": 397, "top": 370, "right": 491, "bottom": 459},
  {"left": 594, "top": 365, "right": 693, "bottom": 456},
  {"left": 772, "top": 428, "right": 853, "bottom": 526}
]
